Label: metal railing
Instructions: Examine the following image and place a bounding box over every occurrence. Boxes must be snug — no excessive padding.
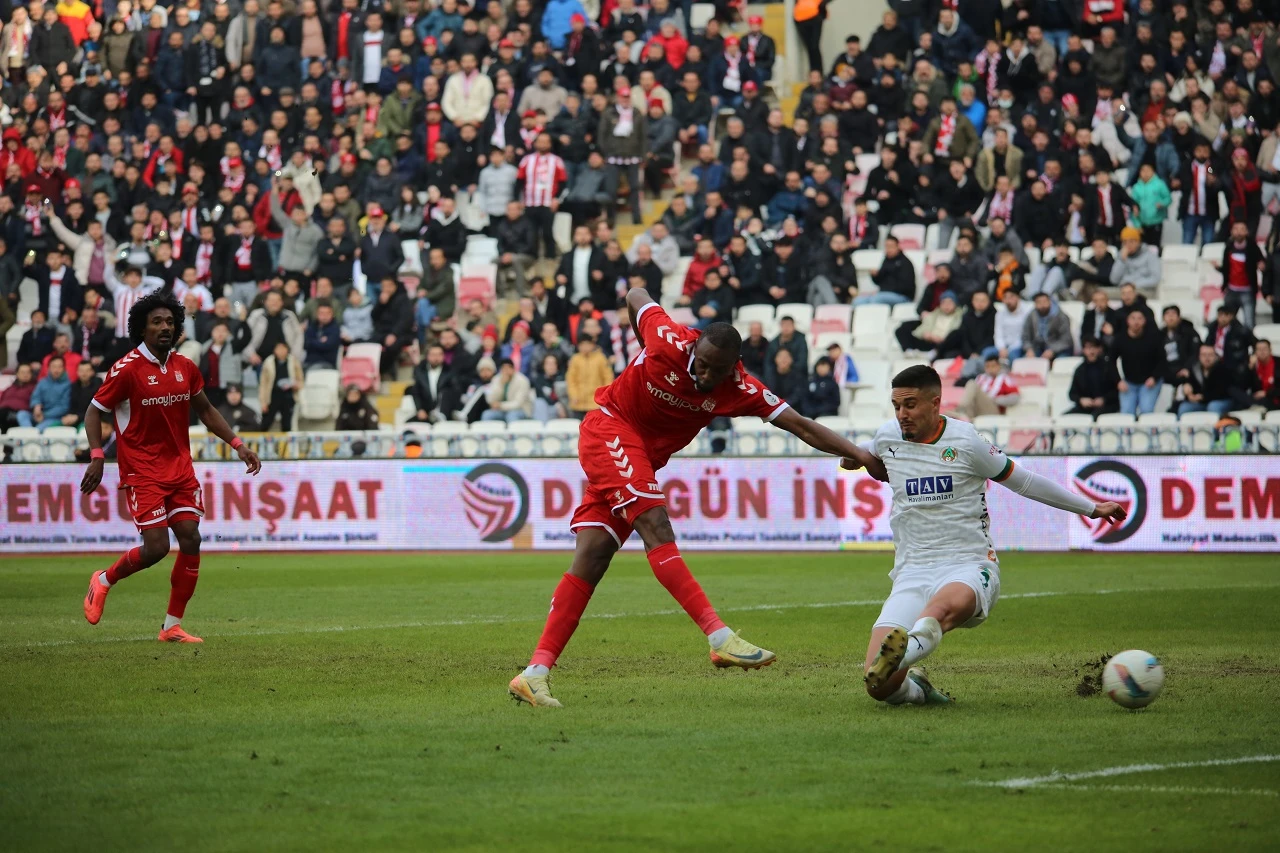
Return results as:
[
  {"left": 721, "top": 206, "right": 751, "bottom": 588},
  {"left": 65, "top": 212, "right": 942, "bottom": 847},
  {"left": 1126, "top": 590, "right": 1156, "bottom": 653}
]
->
[{"left": 3, "top": 423, "right": 1277, "bottom": 462}]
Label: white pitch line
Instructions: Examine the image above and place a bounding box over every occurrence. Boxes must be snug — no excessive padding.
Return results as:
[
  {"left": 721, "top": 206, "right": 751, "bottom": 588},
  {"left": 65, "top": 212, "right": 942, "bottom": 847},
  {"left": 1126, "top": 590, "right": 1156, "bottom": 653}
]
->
[
  {"left": 4, "top": 583, "right": 1278, "bottom": 650},
  {"left": 1045, "top": 783, "right": 1280, "bottom": 798},
  {"left": 972, "top": 755, "right": 1280, "bottom": 789}
]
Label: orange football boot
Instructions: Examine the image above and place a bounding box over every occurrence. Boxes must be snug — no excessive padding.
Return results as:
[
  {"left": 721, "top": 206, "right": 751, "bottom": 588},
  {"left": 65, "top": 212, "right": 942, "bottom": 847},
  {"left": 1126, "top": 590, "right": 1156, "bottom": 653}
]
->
[
  {"left": 84, "top": 572, "right": 110, "bottom": 625},
  {"left": 158, "top": 625, "right": 203, "bottom": 643}
]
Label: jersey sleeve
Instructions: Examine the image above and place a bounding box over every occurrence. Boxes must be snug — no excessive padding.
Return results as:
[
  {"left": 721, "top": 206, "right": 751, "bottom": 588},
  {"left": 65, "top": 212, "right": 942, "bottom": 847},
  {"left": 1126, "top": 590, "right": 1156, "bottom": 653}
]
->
[
  {"left": 634, "top": 301, "right": 695, "bottom": 357},
  {"left": 727, "top": 367, "right": 789, "bottom": 422},
  {"left": 965, "top": 425, "right": 1015, "bottom": 482},
  {"left": 185, "top": 357, "right": 205, "bottom": 397},
  {"left": 92, "top": 359, "right": 133, "bottom": 412}
]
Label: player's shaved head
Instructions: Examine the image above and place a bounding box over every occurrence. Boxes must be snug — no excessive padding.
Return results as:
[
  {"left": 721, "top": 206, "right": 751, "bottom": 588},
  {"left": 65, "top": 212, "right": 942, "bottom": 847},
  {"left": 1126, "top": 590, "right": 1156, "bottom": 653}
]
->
[
  {"left": 890, "top": 366, "right": 942, "bottom": 442},
  {"left": 691, "top": 323, "right": 742, "bottom": 393}
]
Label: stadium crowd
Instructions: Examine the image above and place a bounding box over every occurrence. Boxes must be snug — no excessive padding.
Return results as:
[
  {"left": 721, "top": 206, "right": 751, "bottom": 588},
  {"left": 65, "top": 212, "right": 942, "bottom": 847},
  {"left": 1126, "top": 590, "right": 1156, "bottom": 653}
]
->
[{"left": 1, "top": 0, "right": 1280, "bottom": 442}]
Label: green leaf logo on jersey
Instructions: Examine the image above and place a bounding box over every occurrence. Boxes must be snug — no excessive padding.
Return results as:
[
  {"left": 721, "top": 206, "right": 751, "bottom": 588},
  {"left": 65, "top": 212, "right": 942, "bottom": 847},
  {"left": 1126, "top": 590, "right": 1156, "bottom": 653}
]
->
[{"left": 940, "top": 446, "right": 957, "bottom": 463}]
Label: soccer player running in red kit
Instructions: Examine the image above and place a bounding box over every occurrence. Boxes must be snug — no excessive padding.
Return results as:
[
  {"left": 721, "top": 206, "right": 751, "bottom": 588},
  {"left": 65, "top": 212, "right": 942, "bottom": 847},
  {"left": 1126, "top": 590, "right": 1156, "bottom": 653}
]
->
[
  {"left": 508, "top": 287, "right": 886, "bottom": 707},
  {"left": 80, "top": 289, "right": 262, "bottom": 642}
]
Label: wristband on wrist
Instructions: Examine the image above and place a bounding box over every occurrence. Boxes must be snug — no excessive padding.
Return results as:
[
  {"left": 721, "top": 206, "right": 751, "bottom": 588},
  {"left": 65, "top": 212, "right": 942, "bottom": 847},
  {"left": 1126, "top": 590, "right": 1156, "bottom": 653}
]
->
[
  {"left": 90, "top": 448, "right": 105, "bottom": 460},
  {"left": 230, "top": 437, "right": 245, "bottom": 451}
]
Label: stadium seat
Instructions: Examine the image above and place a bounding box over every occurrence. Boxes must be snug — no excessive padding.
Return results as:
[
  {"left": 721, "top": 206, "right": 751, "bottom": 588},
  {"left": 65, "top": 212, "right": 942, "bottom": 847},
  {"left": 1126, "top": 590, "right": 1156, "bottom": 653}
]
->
[
  {"left": 1050, "top": 356, "right": 1083, "bottom": 376},
  {"left": 813, "top": 303, "right": 852, "bottom": 330},
  {"left": 1095, "top": 413, "right": 1135, "bottom": 452},
  {"left": 178, "top": 340, "right": 202, "bottom": 361},
  {"left": 811, "top": 332, "right": 853, "bottom": 367},
  {"left": 972, "top": 414, "right": 1011, "bottom": 447},
  {"left": 0, "top": 374, "right": 13, "bottom": 392},
  {"left": 736, "top": 304, "right": 775, "bottom": 328},
  {"left": 809, "top": 318, "right": 850, "bottom": 339},
  {"left": 1253, "top": 323, "right": 1280, "bottom": 342},
  {"left": 1008, "top": 386, "right": 1049, "bottom": 417},
  {"left": 890, "top": 301, "right": 918, "bottom": 323},
  {"left": 553, "top": 212, "right": 573, "bottom": 254},
  {"left": 1133, "top": 412, "right": 1179, "bottom": 452},
  {"left": 852, "top": 249, "right": 884, "bottom": 289},
  {"left": 776, "top": 303, "right": 813, "bottom": 332},
  {"left": 40, "top": 426, "right": 78, "bottom": 461},
  {"left": 940, "top": 384, "right": 964, "bottom": 412},
  {"left": 1199, "top": 241, "right": 1225, "bottom": 268},
  {"left": 1161, "top": 244, "right": 1198, "bottom": 271},
  {"left": 889, "top": 224, "right": 926, "bottom": 251},
  {"left": 1053, "top": 413, "right": 1096, "bottom": 453},
  {"left": 1010, "top": 357, "right": 1050, "bottom": 385},
  {"left": 852, "top": 303, "right": 891, "bottom": 345},
  {"left": 340, "top": 344, "right": 382, "bottom": 393},
  {"left": 689, "top": 2, "right": 716, "bottom": 31},
  {"left": 666, "top": 306, "right": 695, "bottom": 326},
  {"left": 815, "top": 416, "right": 850, "bottom": 433},
  {"left": 300, "top": 383, "right": 340, "bottom": 421}
]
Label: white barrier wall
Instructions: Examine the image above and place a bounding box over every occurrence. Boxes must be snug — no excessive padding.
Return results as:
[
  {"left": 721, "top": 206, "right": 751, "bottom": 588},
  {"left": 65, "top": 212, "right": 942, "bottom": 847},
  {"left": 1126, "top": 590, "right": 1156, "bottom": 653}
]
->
[{"left": 2, "top": 457, "right": 1276, "bottom": 553}]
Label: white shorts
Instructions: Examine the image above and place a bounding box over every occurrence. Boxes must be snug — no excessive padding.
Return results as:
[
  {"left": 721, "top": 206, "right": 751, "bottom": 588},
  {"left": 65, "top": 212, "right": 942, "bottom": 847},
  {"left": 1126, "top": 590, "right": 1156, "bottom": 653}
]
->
[{"left": 873, "top": 562, "right": 1001, "bottom": 631}]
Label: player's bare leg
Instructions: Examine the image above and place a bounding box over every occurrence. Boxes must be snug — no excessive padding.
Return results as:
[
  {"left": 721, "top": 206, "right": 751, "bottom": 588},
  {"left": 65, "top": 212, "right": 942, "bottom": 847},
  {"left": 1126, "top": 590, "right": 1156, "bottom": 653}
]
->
[
  {"left": 84, "top": 526, "right": 173, "bottom": 625},
  {"left": 631, "top": 507, "right": 775, "bottom": 669},
  {"left": 865, "top": 583, "right": 976, "bottom": 705},
  {"left": 157, "top": 518, "right": 203, "bottom": 643},
  {"left": 510, "top": 527, "right": 619, "bottom": 707}
]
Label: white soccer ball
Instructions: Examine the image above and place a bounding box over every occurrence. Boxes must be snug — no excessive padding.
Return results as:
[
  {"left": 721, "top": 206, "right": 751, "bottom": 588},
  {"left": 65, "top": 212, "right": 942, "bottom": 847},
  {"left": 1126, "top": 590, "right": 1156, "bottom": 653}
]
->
[{"left": 1102, "top": 650, "right": 1165, "bottom": 709}]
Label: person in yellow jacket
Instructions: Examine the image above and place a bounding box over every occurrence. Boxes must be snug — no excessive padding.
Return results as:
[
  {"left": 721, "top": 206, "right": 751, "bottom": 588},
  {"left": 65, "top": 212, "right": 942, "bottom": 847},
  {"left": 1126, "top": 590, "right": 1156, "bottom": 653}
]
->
[
  {"left": 55, "top": 0, "right": 93, "bottom": 45},
  {"left": 565, "top": 334, "right": 613, "bottom": 417},
  {"left": 793, "top": 0, "right": 827, "bottom": 74}
]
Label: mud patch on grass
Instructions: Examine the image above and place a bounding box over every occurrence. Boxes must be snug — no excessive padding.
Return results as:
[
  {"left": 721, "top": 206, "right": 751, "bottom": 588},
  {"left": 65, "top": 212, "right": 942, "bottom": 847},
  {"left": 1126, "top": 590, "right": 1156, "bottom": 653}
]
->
[{"left": 1074, "top": 654, "right": 1112, "bottom": 697}]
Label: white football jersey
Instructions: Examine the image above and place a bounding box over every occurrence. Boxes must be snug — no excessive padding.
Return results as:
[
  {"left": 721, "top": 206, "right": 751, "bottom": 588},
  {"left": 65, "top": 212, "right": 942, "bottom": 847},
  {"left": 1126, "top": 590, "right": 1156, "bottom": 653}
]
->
[{"left": 866, "top": 417, "right": 1014, "bottom": 577}]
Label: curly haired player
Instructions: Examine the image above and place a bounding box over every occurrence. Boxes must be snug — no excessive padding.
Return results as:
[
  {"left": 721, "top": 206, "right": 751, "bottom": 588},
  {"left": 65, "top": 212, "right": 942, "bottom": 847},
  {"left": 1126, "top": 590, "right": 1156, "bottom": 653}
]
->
[
  {"left": 80, "top": 287, "right": 262, "bottom": 642},
  {"left": 508, "top": 287, "right": 887, "bottom": 708}
]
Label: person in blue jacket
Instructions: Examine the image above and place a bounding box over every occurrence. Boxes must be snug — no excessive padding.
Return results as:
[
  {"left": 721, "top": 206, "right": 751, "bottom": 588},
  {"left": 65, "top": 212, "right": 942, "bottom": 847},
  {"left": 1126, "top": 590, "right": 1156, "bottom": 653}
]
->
[
  {"left": 541, "top": 0, "right": 588, "bottom": 51},
  {"left": 23, "top": 354, "right": 72, "bottom": 432}
]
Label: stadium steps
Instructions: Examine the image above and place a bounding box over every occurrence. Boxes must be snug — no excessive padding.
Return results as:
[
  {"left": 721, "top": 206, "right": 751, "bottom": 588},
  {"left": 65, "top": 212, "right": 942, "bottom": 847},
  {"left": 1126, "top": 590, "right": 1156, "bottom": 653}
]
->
[{"left": 377, "top": 380, "right": 410, "bottom": 425}]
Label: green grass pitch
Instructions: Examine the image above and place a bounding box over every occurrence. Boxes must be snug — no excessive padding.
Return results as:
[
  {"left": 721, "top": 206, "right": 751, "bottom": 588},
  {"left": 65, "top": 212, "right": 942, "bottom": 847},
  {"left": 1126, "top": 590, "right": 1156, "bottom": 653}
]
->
[{"left": 2, "top": 550, "right": 1278, "bottom": 852}]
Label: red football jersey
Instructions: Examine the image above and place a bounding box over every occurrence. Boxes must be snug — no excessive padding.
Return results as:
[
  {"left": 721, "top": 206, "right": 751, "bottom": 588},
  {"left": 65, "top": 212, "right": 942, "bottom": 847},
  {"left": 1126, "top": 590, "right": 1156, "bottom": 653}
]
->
[
  {"left": 92, "top": 344, "right": 203, "bottom": 488},
  {"left": 594, "top": 302, "right": 787, "bottom": 467}
]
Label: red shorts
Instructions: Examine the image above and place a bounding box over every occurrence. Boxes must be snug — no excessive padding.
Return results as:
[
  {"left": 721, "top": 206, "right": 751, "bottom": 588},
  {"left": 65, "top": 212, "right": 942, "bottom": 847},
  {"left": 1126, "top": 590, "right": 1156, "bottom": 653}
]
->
[
  {"left": 123, "top": 474, "right": 205, "bottom": 532},
  {"left": 570, "top": 409, "right": 666, "bottom": 547}
]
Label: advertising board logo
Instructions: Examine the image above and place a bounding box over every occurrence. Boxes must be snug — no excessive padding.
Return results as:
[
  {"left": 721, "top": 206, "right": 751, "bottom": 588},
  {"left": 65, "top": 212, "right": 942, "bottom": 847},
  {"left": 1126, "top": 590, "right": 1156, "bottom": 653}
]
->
[
  {"left": 1073, "top": 460, "right": 1147, "bottom": 544},
  {"left": 460, "top": 463, "right": 530, "bottom": 542}
]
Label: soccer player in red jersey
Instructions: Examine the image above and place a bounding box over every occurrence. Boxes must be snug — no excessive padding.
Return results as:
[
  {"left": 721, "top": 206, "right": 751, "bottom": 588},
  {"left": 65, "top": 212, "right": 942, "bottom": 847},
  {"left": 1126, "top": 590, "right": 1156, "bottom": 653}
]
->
[
  {"left": 80, "top": 289, "right": 262, "bottom": 642},
  {"left": 509, "top": 288, "right": 886, "bottom": 707}
]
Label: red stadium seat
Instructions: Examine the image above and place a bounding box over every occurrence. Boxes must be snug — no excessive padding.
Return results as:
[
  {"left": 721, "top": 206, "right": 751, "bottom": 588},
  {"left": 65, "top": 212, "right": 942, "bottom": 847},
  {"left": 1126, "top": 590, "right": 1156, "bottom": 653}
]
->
[
  {"left": 339, "top": 357, "right": 379, "bottom": 393},
  {"left": 940, "top": 385, "right": 964, "bottom": 412},
  {"left": 809, "top": 318, "right": 849, "bottom": 337},
  {"left": 457, "top": 275, "right": 497, "bottom": 310}
]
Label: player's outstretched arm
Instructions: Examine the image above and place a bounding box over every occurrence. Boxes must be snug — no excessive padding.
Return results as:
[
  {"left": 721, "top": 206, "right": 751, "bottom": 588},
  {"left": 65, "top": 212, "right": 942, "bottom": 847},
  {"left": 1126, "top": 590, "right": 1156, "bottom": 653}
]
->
[
  {"left": 191, "top": 390, "right": 262, "bottom": 475},
  {"left": 998, "top": 462, "right": 1127, "bottom": 524},
  {"left": 80, "top": 405, "right": 106, "bottom": 494},
  {"left": 772, "top": 408, "right": 888, "bottom": 482},
  {"left": 624, "top": 287, "right": 656, "bottom": 344}
]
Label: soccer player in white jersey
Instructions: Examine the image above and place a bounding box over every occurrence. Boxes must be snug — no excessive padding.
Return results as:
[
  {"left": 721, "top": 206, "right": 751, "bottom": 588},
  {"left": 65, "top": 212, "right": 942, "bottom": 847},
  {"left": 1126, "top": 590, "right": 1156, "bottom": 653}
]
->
[{"left": 850, "top": 366, "right": 1127, "bottom": 705}]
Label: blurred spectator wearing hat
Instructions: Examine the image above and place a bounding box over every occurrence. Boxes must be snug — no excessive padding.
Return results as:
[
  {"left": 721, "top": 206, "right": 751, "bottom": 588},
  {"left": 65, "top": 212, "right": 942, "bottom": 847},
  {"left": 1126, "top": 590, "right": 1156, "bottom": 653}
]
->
[
  {"left": 1109, "top": 226, "right": 1162, "bottom": 291},
  {"left": 356, "top": 204, "right": 403, "bottom": 302},
  {"left": 709, "top": 34, "right": 757, "bottom": 110},
  {"left": 598, "top": 84, "right": 647, "bottom": 226},
  {"left": 743, "top": 15, "right": 776, "bottom": 81},
  {"left": 335, "top": 384, "right": 380, "bottom": 431}
]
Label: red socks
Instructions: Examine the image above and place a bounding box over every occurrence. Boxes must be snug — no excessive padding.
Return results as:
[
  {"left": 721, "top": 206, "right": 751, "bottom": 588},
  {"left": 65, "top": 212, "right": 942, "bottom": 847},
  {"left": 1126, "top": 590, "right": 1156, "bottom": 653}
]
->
[
  {"left": 530, "top": 573, "right": 595, "bottom": 668},
  {"left": 647, "top": 542, "right": 725, "bottom": 635},
  {"left": 104, "top": 547, "right": 143, "bottom": 585},
  {"left": 167, "top": 553, "right": 200, "bottom": 619}
]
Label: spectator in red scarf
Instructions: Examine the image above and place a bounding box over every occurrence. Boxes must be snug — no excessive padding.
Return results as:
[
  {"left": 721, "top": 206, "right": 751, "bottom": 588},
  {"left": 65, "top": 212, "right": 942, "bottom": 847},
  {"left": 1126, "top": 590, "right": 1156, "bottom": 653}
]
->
[{"left": 1227, "top": 147, "right": 1262, "bottom": 234}]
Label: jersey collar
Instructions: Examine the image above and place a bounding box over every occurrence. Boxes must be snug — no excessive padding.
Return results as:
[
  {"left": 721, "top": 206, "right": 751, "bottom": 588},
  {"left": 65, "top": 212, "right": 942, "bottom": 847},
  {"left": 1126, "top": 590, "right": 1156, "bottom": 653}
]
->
[
  {"left": 686, "top": 348, "right": 697, "bottom": 383},
  {"left": 137, "top": 342, "right": 171, "bottom": 372}
]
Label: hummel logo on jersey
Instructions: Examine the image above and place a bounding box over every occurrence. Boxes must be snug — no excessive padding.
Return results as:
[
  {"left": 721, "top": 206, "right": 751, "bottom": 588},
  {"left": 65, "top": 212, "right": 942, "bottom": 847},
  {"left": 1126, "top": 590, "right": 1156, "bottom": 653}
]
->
[
  {"left": 665, "top": 371, "right": 679, "bottom": 386},
  {"left": 147, "top": 375, "right": 159, "bottom": 385},
  {"left": 905, "top": 475, "right": 954, "bottom": 500}
]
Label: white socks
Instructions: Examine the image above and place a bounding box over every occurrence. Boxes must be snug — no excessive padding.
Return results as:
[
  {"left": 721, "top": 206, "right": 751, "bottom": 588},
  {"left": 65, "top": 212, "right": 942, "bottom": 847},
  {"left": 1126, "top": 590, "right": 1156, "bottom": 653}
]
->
[
  {"left": 900, "top": 617, "right": 943, "bottom": 670},
  {"left": 523, "top": 664, "right": 550, "bottom": 678},
  {"left": 707, "top": 626, "right": 733, "bottom": 649},
  {"left": 98, "top": 572, "right": 112, "bottom": 588},
  {"left": 163, "top": 615, "right": 182, "bottom": 631},
  {"left": 885, "top": 676, "right": 925, "bottom": 706}
]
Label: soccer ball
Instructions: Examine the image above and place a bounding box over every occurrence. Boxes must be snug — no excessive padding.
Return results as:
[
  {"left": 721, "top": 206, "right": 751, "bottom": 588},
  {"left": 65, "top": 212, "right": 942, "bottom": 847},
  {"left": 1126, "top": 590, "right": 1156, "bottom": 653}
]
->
[{"left": 1102, "top": 650, "right": 1165, "bottom": 709}]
